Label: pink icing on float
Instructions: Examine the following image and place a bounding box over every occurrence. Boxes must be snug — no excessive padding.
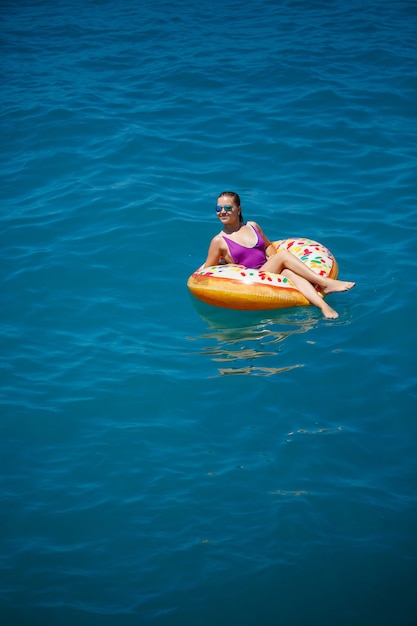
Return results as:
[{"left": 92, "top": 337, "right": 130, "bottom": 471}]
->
[{"left": 187, "top": 238, "right": 339, "bottom": 311}]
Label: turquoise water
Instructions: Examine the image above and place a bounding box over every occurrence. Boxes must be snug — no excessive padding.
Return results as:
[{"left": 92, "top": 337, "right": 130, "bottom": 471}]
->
[{"left": 1, "top": 1, "right": 416, "bottom": 625}]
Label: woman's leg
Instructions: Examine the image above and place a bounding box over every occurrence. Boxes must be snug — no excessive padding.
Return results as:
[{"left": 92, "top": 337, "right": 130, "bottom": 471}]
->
[
  {"left": 281, "top": 269, "right": 338, "bottom": 318},
  {"left": 262, "top": 249, "right": 355, "bottom": 294}
]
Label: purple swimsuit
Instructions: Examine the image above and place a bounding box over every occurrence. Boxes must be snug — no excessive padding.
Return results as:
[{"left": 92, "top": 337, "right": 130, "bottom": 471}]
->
[{"left": 222, "top": 224, "right": 267, "bottom": 269}]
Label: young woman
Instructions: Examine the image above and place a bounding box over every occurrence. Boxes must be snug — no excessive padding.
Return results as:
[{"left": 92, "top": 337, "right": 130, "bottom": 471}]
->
[{"left": 203, "top": 191, "right": 355, "bottom": 319}]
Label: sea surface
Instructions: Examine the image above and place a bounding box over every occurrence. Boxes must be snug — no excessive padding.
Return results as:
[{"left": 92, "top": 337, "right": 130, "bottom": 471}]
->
[{"left": 1, "top": 1, "right": 416, "bottom": 625}]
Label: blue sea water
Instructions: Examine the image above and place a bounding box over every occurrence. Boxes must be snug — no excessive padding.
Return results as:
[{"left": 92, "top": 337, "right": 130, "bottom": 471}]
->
[{"left": 1, "top": 0, "right": 417, "bottom": 624}]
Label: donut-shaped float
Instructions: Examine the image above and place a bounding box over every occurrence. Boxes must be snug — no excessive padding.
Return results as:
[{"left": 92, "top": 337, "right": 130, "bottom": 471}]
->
[{"left": 187, "top": 238, "right": 339, "bottom": 311}]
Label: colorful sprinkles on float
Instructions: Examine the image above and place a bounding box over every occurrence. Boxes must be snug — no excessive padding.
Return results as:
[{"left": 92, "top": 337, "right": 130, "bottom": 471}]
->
[{"left": 187, "top": 238, "right": 339, "bottom": 311}]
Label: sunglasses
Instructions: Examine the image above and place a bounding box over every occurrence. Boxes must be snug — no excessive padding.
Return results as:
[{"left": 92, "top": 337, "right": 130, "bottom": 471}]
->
[{"left": 216, "top": 205, "right": 233, "bottom": 213}]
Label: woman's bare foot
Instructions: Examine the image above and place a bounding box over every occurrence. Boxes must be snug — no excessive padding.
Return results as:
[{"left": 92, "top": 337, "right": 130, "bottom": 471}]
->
[
  {"left": 320, "top": 301, "right": 339, "bottom": 319},
  {"left": 322, "top": 278, "right": 355, "bottom": 295}
]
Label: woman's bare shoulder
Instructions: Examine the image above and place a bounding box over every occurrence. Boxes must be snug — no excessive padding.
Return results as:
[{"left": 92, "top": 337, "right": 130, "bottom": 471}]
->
[
  {"left": 210, "top": 232, "right": 226, "bottom": 245},
  {"left": 247, "top": 220, "right": 262, "bottom": 231},
  {"left": 204, "top": 232, "right": 229, "bottom": 267},
  {"left": 208, "top": 232, "right": 228, "bottom": 253}
]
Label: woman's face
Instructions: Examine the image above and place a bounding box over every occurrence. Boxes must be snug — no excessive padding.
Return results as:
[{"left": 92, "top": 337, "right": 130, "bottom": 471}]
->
[{"left": 216, "top": 195, "right": 240, "bottom": 223}]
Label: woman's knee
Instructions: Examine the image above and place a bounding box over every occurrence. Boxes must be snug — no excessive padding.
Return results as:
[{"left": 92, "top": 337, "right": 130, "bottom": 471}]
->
[{"left": 280, "top": 249, "right": 293, "bottom": 259}]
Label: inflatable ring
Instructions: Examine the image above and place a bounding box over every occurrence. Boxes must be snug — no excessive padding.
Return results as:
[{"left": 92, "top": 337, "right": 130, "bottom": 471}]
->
[{"left": 187, "top": 237, "right": 339, "bottom": 311}]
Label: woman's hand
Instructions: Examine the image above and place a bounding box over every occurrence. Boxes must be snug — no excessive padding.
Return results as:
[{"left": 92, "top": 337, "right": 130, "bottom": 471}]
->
[{"left": 265, "top": 243, "right": 277, "bottom": 258}]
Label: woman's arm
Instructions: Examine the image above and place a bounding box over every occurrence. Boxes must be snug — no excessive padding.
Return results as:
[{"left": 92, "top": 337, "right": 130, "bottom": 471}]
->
[{"left": 202, "top": 235, "right": 225, "bottom": 268}]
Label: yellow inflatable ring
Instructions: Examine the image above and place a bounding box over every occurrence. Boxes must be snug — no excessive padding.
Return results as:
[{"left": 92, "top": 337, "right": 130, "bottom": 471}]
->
[{"left": 187, "top": 237, "right": 339, "bottom": 311}]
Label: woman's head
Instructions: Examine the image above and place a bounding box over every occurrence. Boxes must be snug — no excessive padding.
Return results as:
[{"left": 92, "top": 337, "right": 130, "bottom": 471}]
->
[{"left": 217, "top": 191, "right": 244, "bottom": 222}]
